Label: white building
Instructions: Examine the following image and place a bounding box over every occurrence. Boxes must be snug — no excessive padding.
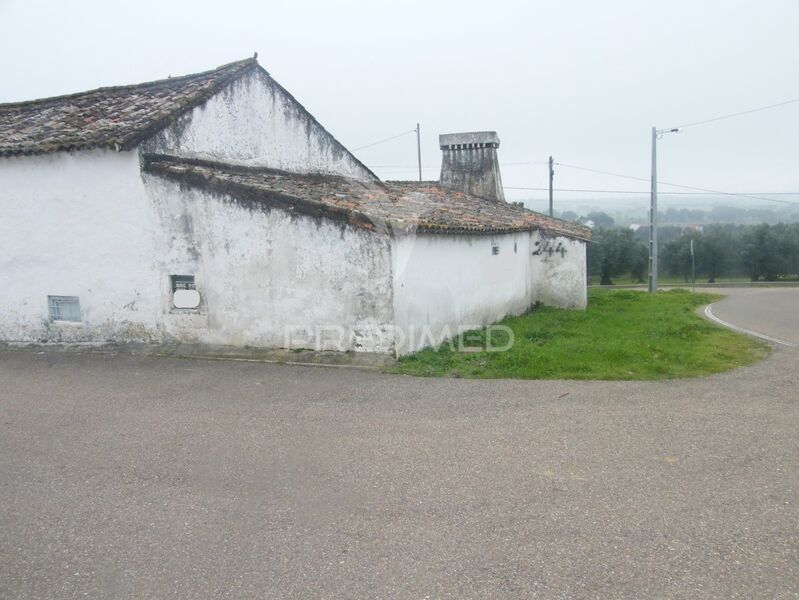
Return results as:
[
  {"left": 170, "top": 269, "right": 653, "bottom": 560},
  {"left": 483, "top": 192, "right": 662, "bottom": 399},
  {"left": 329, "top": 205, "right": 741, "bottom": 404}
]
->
[{"left": 0, "top": 57, "right": 590, "bottom": 357}]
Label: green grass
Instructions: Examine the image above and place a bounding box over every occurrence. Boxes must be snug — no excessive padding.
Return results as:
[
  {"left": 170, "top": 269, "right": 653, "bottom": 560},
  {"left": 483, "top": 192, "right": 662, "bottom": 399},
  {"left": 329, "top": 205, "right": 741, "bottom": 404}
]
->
[
  {"left": 587, "top": 275, "right": 751, "bottom": 286},
  {"left": 393, "top": 289, "right": 768, "bottom": 380}
]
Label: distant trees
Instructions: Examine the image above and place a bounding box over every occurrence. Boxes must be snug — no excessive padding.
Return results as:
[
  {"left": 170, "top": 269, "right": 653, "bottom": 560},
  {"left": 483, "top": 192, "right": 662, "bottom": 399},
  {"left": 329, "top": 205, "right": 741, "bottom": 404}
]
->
[
  {"left": 740, "top": 223, "right": 799, "bottom": 281},
  {"left": 587, "top": 228, "right": 638, "bottom": 285},
  {"left": 660, "top": 230, "right": 727, "bottom": 283},
  {"left": 662, "top": 207, "right": 705, "bottom": 224},
  {"left": 629, "top": 243, "right": 649, "bottom": 284},
  {"left": 697, "top": 228, "right": 729, "bottom": 283},
  {"left": 660, "top": 234, "right": 696, "bottom": 282},
  {"left": 555, "top": 204, "right": 799, "bottom": 229},
  {"left": 589, "top": 223, "right": 799, "bottom": 284},
  {"left": 585, "top": 211, "right": 615, "bottom": 227}
]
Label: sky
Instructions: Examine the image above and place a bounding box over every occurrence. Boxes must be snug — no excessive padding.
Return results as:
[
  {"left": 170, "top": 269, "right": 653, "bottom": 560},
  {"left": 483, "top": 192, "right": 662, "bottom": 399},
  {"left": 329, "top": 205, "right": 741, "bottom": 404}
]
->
[{"left": 1, "top": 0, "right": 798, "bottom": 212}]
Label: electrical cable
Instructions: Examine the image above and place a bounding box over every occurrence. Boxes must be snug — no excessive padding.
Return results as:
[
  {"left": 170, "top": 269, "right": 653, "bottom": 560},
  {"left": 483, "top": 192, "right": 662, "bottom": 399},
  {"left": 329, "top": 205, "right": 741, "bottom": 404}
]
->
[
  {"left": 352, "top": 129, "right": 416, "bottom": 151},
  {"left": 672, "top": 97, "right": 799, "bottom": 130},
  {"left": 504, "top": 186, "right": 799, "bottom": 196},
  {"left": 553, "top": 162, "right": 799, "bottom": 206}
]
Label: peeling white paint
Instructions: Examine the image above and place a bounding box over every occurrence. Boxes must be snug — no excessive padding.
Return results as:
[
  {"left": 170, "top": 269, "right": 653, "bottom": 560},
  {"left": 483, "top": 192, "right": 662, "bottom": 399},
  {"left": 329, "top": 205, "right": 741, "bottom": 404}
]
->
[
  {"left": 144, "top": 176, "right": 395, "bottom": 353},
  {"left": 0, "top": 149, "right": 395, "bottom": 352},
  {"left": 533, "top": 233, "right": 588, "bottom": 310},
  {"left": 142, "top": 69, "right": 375, "bottom": 181},
  {"left": 0, "top": 68, "right": 588, "bottom": 356}
]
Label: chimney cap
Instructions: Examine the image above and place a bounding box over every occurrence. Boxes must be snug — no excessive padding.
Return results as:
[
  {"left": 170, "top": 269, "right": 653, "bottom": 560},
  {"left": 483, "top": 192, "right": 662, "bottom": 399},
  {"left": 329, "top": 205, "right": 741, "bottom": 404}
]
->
[{"left": 439, "top": 131, "right": 500, "bottom": 148}]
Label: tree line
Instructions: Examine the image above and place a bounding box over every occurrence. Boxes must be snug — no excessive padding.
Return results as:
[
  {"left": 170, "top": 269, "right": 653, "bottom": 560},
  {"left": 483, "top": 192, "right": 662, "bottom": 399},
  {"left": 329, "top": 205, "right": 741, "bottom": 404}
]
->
[
  {"left": 587, "top": 223, "right": 799, "bottom": 285},
  {"left": 559, "top": 204, "right": 799, "bottom": 226}
]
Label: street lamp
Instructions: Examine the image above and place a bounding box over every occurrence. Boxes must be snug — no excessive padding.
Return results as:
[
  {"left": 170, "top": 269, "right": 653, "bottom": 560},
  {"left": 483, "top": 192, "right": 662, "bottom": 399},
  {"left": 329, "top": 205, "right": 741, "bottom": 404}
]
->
[{"left": 648, "top": 126, "right": 680, "bottom": 293}]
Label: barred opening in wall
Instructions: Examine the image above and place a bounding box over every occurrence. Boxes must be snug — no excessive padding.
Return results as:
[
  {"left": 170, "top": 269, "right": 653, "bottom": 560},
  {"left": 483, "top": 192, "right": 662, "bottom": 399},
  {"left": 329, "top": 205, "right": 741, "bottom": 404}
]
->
[
  {"left": 170, "top": 275, "right": 196, "bottom": 292},
  {"left": 48, "top": 295, "right": 81, "bottom": 322},
  {"left": 170, "top": 275, "right": 200, "bottom": 309}
]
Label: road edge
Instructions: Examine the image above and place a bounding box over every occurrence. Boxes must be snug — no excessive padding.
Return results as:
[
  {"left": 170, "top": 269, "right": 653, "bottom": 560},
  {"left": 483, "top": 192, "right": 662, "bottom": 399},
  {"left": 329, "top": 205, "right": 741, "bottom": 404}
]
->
[{"left": 703, "top": 303, "right": 797, "bottom": 348}]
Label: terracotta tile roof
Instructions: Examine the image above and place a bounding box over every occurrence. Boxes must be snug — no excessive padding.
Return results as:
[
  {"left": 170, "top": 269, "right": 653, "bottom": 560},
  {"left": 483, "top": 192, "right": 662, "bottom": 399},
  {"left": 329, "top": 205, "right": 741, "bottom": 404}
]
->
[
  {"left": 0, "top": 58, "right": 258, "bottom": 157},
  {"left": 143, "top": 155, "right": 592, "bottom": 240}
]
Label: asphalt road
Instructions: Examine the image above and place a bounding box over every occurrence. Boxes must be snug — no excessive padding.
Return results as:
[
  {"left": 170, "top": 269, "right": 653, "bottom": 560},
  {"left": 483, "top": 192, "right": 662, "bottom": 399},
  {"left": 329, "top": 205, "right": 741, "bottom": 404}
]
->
[
  {"left": 1, "top": 289, "right": 797, "bottom": 599},
  {"left": 705, "top": 287, "right": 799, "bottom": 346}
]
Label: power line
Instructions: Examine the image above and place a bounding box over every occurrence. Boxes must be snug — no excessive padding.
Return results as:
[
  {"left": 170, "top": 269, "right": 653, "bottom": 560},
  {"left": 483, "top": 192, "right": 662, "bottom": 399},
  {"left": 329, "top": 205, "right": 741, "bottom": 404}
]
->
[
  {"left": 368, "top": 161, "right": 547, "bottom": 169},
  {"left": 368, "top": 161, "right": 799, "bottom": 203},
  {"left": 643, "top": 180, "right": 799, "bottom": 206},
  {"left": 505, "top": 186, "right": 799, "bottom": 196},
  {"left": 677, "top": 191, "right": 799, "bottom": 196},
  {"left": 553, "top": 162, "right": 799, "bottom": 206},
  {"left": 556, "top": 162, "right": 650, "bottom": 183},
  {"left": 367, "top": 164, "right": 439, "bottom": 169},
  {"left": 507, "top": 186, "right": 645, "bottom": 193},
  {"left": 352, "top": 129, "right": 416, "bottom": 151},
  {"left": 672, "top": 96, "right": 799, "bottom": 130}
]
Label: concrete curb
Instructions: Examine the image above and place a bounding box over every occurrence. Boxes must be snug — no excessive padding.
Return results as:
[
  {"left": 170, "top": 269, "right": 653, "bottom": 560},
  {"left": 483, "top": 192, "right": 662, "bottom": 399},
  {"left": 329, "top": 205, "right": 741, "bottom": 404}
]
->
[{"left": 0, "top": 342, "right": 397, "bottom": 370}]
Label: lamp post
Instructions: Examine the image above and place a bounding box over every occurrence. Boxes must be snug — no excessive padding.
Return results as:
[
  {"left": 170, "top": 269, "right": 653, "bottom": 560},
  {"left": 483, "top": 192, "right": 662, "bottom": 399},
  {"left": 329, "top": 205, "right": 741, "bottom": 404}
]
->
[{"left": 649, "top": 126, "right": 680, "bottom": 293}]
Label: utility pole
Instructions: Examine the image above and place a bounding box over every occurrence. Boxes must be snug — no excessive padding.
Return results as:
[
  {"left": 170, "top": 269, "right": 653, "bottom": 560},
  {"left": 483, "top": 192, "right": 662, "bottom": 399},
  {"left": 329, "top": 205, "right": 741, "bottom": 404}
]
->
[
  {"left": 649, "top": 126, "right": 680, "bottom": 293},
  {"left": 548, "top": 156, "right": 554, "bottom": 217},
  {"left": 416, "top": 123, "right": 422, "bottom": 182},
  {"left": 690, "top": 238, "right": 696, "bottom": 293},
  {"left": 649, "top": 127, "right": 658, "bottom": 293}
]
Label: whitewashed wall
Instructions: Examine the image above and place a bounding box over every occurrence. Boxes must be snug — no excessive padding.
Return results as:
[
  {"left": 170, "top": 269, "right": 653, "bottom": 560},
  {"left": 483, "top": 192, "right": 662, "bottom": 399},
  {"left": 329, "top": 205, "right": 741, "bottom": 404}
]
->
[
  {"left": 0, "top": 150, "right": 163, "bottom": 343},
  {"left": 391, "top": 231, "right": 533, "bottom": 355},
  {"left": 143, "top": 176, "right": 395, "bottom": 353},
  {"left": 0, "top": 150, "right": 394, "bottom": 352},
  {"left": 391, "top": 230, "right": 586, "bottom": 355},
  {"left": 530, "top": 232, "right": 588, "bottom": 310},
  {"left": 142, "top": 69, "right": 375, "bottom": 181},
  {"left": 0, "top": 149, "right": 583, "bottom": 355}
]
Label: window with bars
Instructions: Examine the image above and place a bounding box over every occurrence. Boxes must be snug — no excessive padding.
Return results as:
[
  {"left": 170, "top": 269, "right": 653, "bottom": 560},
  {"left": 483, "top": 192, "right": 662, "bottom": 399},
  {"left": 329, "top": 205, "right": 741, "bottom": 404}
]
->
[
  {"left": 170, "top": 275, "right": 200, "bottom": 310},
  {"left": 170, "top": 275, "right": 196, "bottom": 292},
  {"left": 48, "top": 295, "right": 81, "bottom": 322}
]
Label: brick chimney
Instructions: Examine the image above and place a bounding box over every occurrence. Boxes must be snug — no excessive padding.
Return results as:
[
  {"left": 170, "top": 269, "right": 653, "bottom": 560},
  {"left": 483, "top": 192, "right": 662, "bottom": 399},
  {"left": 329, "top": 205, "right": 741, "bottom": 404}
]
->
[{"left": 439, "top": 131, "right": 505, "bottom": 202}]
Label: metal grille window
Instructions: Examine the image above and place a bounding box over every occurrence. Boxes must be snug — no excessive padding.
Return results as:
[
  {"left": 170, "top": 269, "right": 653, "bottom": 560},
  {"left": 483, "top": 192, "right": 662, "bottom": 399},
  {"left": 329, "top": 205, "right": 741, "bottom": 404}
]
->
[
  {"left": 170, "top": 275, "right": 200, "bottom": 310},
  {"left": 48, "top": 295, "right": 81, "bottom": 322},
  {"left": 170, "top": 275, "right": 196, "bottom": 291}
]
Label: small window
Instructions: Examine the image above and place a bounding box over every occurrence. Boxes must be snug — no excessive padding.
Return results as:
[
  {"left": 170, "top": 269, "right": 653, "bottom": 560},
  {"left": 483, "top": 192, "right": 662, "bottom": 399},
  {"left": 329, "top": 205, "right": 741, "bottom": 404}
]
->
[
  {"left": 170, "top": 275, "right": 200, "bottom": 309},
  {"left": 48, "top": 295, "right": 81, "bottom": 322},
  {"left": 491, "top": 244, "right": 500, "bottom": 255},
  {"left": 171, "top": 275, "right": 196, "bottom": 292}
]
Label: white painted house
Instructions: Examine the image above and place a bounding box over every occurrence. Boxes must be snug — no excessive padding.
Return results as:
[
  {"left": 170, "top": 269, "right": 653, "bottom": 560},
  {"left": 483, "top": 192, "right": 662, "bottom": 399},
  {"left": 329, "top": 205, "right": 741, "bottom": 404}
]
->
[{"left": 0, "top": 57, "right": 590, "bottom": 356}]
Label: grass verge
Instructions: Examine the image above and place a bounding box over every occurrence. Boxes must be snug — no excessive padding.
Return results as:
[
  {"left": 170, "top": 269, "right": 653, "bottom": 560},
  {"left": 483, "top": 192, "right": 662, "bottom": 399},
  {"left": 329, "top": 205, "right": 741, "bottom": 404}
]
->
[
  {"left": 393, "top": 289, "right": 769, "bottom": 380},
  {"left": 587, "top": 275, "right": 751, "bottom": 286}
]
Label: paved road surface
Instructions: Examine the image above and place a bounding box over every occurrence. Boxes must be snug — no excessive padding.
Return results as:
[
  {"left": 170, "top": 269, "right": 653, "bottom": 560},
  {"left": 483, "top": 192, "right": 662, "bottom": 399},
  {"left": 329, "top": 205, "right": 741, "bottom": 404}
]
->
[
  {"left": 1, "top": 289, "right": 797, "bottom": 598},
  {"left": 705, "top": 287, "right": 799, "bottom": 346}
]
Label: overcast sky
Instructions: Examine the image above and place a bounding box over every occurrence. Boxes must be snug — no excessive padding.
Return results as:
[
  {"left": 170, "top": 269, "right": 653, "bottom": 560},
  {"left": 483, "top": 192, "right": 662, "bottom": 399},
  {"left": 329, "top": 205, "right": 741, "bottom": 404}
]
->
[{"left": 1, "top": 0, "right": 797, "bottom": 210}]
